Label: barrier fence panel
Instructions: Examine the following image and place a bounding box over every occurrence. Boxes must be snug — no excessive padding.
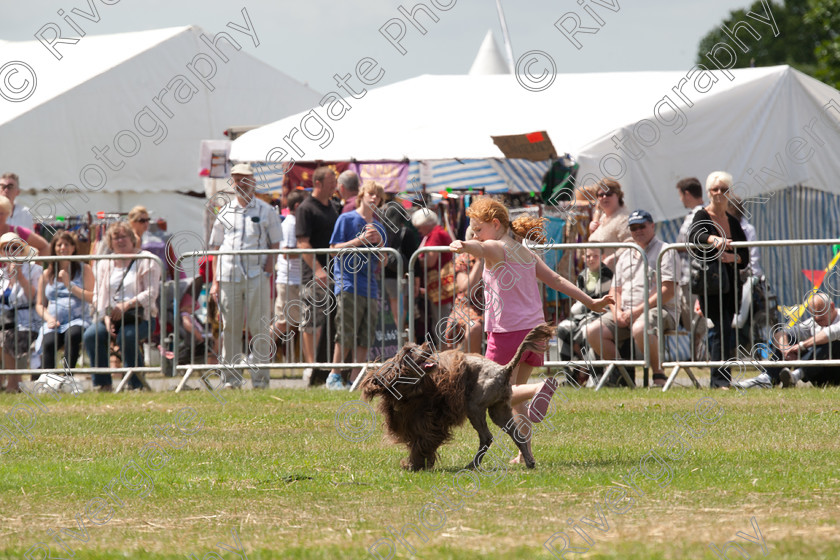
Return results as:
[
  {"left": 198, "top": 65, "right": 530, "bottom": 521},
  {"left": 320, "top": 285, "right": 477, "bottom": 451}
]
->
[
  {"left": 408, "top": 242, "right": 650, "bottom": 389},
  {"left": 173, "top": 247, "right": 402, "bottom": 392},
  {"left": 658, "top": 238, "right": 840, "bottom": 391},
  {"left": 0, "top": 252, "right": 167, "bottom": 393}
]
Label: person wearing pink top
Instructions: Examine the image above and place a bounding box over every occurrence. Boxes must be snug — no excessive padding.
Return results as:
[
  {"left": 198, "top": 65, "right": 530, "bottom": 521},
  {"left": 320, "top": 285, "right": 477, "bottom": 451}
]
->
[{"left": 451, "top": 197, "right": 612, "bottom": 464}]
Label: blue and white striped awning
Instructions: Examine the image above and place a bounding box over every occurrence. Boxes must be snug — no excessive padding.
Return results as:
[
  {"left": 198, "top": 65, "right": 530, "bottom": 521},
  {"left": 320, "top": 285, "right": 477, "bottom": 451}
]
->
[
  {"left": 404, "top": 158, "right": 550, "bottom": 194},
  {"left": 251, "top": 161, "right": 291, "bottom": 195}
]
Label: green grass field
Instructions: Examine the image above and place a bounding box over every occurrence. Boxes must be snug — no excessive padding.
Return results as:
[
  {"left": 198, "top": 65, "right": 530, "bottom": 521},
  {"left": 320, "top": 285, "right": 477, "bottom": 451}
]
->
[{"left": 1, "top": 382, "right": 839, "bottom": 559}]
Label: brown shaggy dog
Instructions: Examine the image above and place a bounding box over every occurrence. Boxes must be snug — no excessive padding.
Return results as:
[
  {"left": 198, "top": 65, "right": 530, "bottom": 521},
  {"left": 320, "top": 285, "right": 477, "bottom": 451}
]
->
[{"left": 361, "top": 323, "right": 554, "bottom": 471}]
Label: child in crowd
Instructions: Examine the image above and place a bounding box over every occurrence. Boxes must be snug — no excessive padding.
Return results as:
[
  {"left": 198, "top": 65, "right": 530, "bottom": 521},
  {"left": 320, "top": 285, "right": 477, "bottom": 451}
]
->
[
  {"left": 450, "top": 197, "right": 612, "bottom": 464},
  {"left": 326, "top": 181, "right": 388, "bottom": 390},
  {"left": 274, "top": 190, "right": 307, "bottom": 347},
  {"left": 556, "top": 247, "right": 614, "bottom": 383}
]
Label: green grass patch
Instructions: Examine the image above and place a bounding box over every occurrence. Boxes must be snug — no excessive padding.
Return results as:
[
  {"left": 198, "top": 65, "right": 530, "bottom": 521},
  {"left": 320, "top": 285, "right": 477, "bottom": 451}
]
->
[{"left": 0, "top": 385, "right": 839, "bottom": 559}]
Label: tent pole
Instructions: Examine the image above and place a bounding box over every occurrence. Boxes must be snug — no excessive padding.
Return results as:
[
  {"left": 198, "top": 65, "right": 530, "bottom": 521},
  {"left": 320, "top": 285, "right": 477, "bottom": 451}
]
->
[{"left": 495, "top": 0, "right": 515, "bottom": 73}]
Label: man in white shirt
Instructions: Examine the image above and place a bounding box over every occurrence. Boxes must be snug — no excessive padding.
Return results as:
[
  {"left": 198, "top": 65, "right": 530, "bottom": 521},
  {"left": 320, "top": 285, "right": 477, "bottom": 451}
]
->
[
  {"left": 587, "top": 210, "right": 680, "bottom": 387},
  {"left": 675, "top": 177, "right": 707, "bottom": 359},
  {"left": 777, "top": 292, "right": 840, "bottom": 388},
  {"left": 209, "top": 163, "right": 282, "bottom": 388},
  {"left": 0, "top": 173, "right": 34, "bottom": 229}
]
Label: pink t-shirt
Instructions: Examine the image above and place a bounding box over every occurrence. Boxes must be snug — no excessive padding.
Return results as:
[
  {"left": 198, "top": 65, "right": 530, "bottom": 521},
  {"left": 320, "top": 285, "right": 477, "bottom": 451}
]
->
[{"left": 482, "top": 244, "right": 544, "bottom": 333}]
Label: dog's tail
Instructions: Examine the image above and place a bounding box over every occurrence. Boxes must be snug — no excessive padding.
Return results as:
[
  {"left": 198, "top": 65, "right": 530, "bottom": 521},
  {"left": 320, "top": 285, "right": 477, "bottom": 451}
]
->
[{"left": 500, "top": 322, "right": 554, "bottom": 379}]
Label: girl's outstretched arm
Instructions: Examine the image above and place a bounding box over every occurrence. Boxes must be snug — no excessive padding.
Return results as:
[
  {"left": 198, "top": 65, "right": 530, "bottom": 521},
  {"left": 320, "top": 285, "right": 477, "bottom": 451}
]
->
[
  {"left": 534, "top": 256, "right": 614, "bottom": 312},
  {"left": 450, "top": 239, "right": 506, "bottom": 264}
]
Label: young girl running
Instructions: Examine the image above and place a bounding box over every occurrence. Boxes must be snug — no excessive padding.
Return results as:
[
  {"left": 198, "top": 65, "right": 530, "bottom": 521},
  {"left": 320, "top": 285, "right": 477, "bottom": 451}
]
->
[{"left": 450, "top": 197, "right": 613, "bottom": 464}]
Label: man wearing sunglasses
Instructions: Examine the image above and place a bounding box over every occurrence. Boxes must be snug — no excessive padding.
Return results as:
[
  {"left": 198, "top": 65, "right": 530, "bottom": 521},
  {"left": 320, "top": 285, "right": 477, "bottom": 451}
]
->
[{"left": 0, "top": 173, "right": 33, "bottom": 230}]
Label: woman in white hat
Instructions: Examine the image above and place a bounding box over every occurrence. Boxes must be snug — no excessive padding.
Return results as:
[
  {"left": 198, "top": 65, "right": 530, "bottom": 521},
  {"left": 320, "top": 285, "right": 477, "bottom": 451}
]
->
[{"left": 0, "top": 233, "right": 43, "bottom": 392}]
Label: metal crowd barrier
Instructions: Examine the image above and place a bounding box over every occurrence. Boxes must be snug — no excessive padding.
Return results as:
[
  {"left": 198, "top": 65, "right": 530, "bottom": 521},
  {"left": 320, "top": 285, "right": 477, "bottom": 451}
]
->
[
  {"left": 172, "top": 247, "right": 402, "bottom": 391},
  {"left": 408, "top": 243, "right": 651, "bottom": 389},
  {"left": 0, "top": 253, "right": 166, "bottom": 393},
  {"left": 657, "top": 239, "right": 840, "bottom": 391},
  {"left": 8, "top": 238, "right": 836, "bottom": 394}
]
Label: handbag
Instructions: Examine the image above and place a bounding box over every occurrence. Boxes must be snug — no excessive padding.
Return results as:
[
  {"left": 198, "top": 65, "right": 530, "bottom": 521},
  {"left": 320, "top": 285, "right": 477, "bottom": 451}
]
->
[
  {"left": 690, "top": 258, "right": 731, "bottom": 295},
  {"left": 426, "top": 260, "right": 455, "bottom": 303},
  {"left": 0, "top": 307, "right": 17, "bottom": 329}
]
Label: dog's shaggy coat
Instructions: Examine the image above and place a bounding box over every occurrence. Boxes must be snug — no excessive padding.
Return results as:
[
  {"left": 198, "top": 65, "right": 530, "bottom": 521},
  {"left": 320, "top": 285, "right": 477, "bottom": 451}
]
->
[{"left": 361, "top": 323, "right": 555, "bottom": 471}]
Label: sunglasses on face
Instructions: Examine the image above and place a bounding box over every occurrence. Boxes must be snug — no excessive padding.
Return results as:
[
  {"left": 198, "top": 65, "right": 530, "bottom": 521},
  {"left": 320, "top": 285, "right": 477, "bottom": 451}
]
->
[
  {"left": 629, "top": 224, "right": 649, "bottom": 231},
  {"left": 135, "top": 218, "right": 150, "bottom": 223},
  {"left": 0, "top": 184, "right": 15, "bottom": 190}
]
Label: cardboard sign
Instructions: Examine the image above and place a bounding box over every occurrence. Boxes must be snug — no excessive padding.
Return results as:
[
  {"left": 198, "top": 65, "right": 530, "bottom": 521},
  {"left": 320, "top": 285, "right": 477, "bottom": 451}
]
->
[{"left": 491, "top": 131, "right": 556, "bottom": 161}]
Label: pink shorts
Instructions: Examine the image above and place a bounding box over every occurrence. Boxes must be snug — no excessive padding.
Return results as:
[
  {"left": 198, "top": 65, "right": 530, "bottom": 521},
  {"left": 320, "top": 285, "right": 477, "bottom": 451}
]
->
[{"left": 485, "top": 329, "right": 545, "bottom": 367}]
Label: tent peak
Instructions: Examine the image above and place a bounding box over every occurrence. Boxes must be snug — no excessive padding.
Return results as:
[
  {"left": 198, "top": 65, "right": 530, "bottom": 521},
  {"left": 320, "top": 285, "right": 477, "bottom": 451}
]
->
[{"left": 468, "top": 30, "right": 509, "bottom": 75}]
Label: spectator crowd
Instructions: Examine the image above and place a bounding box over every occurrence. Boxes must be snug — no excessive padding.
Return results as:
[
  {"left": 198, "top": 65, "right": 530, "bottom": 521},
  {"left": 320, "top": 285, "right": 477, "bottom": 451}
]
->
[{"left": 1, "top": 165, "right": 838, "bottom": 394}]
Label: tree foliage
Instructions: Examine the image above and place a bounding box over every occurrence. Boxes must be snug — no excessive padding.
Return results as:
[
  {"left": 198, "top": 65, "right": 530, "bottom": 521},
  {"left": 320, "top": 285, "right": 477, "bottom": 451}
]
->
[
  {"left": 696, "top": 0, "right": 820, "bottom": 77},
  {"left": 804, "top": 0, "right": 840, "bottom": 87}
]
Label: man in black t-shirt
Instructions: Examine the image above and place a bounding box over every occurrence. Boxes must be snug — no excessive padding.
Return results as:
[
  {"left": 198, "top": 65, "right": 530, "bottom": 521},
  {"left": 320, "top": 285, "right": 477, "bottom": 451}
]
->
[{"left": 295, "top": 167, "right": 339, "bottom": 379}]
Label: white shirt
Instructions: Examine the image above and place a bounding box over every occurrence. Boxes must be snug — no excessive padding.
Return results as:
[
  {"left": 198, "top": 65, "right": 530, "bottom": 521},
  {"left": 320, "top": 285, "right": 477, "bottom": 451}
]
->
[
  {"left": 109, "top": 263, "right": 139, "bottom": 304},
  {"left": 1, "top": 262, "right": 43, "bottom": 331},
  {"left": 788, "top": 312, "right": 840, "bottom": 344},
  {"left": 276, "top": 214, "right": 301, "bottom": 285},
  {"left": 209, "top": 195, "right": 282, "bottom": 282},
  {"left": 8, "top": 204, "right": 34, "bottom": 230},
  {"left": 677, "top": 204, "right": 704, "bottom": 285},
  {"left": 612, "top": 237, "right": 680, "bottom": 322},
  {"left": 739, "top": 217, "right": 764, "bottom": 277}
]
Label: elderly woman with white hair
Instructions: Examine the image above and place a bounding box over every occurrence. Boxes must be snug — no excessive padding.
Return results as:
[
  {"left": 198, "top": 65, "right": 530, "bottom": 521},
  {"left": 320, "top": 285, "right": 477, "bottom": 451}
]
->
[
  {"left": 689, "top": 171, "right": 750, "bottom": 389},
  {"left": 411, "top": 207, "right": 454, "bottom": 345}
]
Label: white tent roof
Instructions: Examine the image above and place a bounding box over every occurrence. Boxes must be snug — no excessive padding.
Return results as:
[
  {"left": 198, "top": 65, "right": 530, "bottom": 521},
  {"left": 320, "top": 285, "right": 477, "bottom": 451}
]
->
[
  {"left": 469, "top": 31, "right": 509, "bottom": 75},
  {"left": 0, "top": 26, "right": 322, "bottom": 195},
  {"left": 231, "top": 65, "right": 840, "bottom": 222}
]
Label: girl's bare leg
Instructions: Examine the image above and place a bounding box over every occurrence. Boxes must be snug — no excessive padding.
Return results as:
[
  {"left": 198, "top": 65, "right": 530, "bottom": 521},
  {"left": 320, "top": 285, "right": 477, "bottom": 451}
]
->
[{"left": 509, "top": 362, "right": 535, "bottom": 464}]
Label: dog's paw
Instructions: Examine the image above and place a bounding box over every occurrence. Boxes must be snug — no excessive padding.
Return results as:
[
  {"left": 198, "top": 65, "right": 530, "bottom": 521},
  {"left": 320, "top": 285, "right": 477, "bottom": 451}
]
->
[{"left": 400, "top": 458, "right": 426, "bottom": 471}]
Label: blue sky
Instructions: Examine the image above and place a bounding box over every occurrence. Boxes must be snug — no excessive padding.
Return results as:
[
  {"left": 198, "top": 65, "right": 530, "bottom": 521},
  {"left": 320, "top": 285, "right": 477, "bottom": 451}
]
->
[{"left": 0, "top": 0, "right": 761, "bottom": 93}]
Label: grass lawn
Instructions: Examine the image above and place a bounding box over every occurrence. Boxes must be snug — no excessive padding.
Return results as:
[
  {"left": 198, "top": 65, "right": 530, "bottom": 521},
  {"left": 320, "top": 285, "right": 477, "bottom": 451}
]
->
[{"left": 1, "top": 382, "right": 839, "bottom": 559}]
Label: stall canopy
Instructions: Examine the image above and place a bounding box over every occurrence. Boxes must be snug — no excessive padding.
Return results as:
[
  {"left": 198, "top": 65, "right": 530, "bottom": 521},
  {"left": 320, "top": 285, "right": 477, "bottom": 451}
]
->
[
  {"left": 0, "top": 26, "right": 321, "bottom": 238},
  {"left": 231, "top": 65, "right": 840, "bottom": 222}
]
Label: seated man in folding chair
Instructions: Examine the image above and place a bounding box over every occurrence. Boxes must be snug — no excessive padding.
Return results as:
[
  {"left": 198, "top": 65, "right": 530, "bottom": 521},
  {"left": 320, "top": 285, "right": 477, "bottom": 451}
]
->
[{"left": 586, "top": 210, "right": 680, "bottom": 387}]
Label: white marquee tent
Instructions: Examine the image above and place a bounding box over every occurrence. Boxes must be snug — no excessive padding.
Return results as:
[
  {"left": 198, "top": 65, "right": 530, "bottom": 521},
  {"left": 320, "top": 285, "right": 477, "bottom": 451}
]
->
[
  {"left": 0, "top": 26, "right": 321, "bottom": 239},
  {"left": 231, "top": 65, "right": 840, "bottom": 223}
]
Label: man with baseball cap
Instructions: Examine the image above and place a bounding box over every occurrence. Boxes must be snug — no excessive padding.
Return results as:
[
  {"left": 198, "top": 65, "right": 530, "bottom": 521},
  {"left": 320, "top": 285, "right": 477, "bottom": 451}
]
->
[
  {"left": 209, "top": 163, "right": 282, "bottom": 389},
  {"left": 586, "top": 209, "right": 680, "bottom": 387}
]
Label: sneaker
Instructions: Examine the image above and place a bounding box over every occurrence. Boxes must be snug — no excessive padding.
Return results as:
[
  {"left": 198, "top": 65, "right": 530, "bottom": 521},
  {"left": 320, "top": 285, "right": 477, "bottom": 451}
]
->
[
  {"left": 223, "top": 377, "right": 243, "bottom": 389},
  {"left": 732, "top": 372, "right": 772, "bottom": 389},
  {"left": 652, "top": 374, "right": 667, "bottom": 388},
  {"left": 302, "top": 367, "right": 314, "bottom": 385},
  {"left": 326, "top": 373, "right": 348, "bottom": 390},
  {"left": 779, "top": 368, "right": 801, "bottom": 388}
]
